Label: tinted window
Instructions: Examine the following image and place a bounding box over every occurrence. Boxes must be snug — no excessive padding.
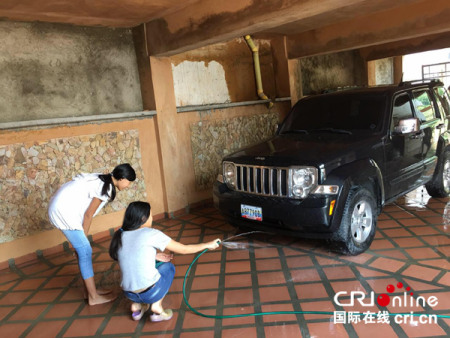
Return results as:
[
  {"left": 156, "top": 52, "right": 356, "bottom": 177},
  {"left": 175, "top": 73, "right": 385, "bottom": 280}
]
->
[
  {"left": 412, "top": 90, "right": 435, "bottom": 122},
  {"left": 280, "top": 93, "right": 386, "bottom": 133}
]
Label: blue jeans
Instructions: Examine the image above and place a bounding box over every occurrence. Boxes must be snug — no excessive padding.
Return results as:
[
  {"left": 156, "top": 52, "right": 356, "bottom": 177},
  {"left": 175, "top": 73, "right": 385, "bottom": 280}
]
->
[
  {"left": 123, "top": 262, "right": 175, "bottom": 304},
  {"left": 61, "top": 230, "right": 94, "bottom": 280}
]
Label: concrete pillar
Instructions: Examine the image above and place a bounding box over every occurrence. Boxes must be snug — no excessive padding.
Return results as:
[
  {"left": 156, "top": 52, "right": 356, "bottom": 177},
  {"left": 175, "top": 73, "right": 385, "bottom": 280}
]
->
[
  {"left": 132, "top": 25, "right": 156, "bottom": 110},
  {"left": 270, "top": 36, "right": 291, "bottom": 98},
  {"left": 367, "top": 60, "right": 376, "bottom": 86},
  {"left": 133, "top": 24, "right": 188, "bottom": 216},
  {"left": 288, "top": 58, "right": 303, "bottom": 105},
  {"left": 150, "top": 57, "right": 188, "bottom": 216},
  {"left": 393, "top": 56, "right": 403, "bottom": 84}
]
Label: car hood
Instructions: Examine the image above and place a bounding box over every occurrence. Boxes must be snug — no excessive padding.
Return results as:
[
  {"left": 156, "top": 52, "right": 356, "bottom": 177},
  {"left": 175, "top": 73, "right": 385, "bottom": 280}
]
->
[{"left": 223, "top": 133, "right": 382, "bottom": 170}]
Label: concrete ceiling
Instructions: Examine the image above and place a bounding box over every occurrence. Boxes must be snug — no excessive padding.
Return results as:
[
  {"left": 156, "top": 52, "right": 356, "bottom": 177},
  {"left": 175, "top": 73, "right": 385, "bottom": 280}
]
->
[{"left": 1, "top": 0, "right": 449, "bottom": 58}]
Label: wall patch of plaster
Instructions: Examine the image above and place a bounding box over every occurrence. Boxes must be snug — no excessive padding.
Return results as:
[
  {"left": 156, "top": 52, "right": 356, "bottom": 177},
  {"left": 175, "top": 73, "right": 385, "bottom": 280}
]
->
[{"left": 172, "top": 60, "right": 231, "bottom": 106}]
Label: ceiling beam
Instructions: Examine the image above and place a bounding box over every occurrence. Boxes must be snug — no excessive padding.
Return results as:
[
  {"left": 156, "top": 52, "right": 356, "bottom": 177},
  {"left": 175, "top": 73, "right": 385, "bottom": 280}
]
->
[
  {"left": 359, "top": 32, "right": 450, "bottom": 61},
  {"left": 287, "top": 0, "right": 450, "bottom": 59},
  {"left": 0, "top": 10, "right": 138, "bottom": 27},
  {"left": 0, "top": 0, "right": 199, "bottom": 28},
  {"left": 144, "top": 0, "right": 420, "bottom": 56}
]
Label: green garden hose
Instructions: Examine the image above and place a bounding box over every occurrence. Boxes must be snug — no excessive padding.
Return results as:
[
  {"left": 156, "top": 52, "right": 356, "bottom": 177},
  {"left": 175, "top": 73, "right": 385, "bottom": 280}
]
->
[{"left": 182, "top": 247, "right": 450, "bottom": 320}]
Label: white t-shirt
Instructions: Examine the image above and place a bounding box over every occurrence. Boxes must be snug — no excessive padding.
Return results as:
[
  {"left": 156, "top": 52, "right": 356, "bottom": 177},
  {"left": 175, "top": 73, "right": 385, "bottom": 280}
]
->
[
  {"left": 48, "top": 173, "right": 111, "bottom": 231},
  {"left": 118, "top": 227, "right": 172, "bottom": 292}
]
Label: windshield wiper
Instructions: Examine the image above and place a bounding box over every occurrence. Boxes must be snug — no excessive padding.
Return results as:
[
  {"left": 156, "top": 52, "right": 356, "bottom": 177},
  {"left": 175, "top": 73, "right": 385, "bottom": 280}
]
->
[
  {"left": 310, "top": 128, "right": 352, "bottom": 135},
  {"left": 281, "top": 129, "right": 309, "bottom": 135}
]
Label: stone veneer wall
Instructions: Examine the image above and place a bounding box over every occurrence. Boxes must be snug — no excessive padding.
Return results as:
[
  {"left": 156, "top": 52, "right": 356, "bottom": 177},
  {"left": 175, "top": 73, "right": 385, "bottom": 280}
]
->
[
  {"left": 190, "top": 112, "right": 278, "bottom": 190},
  {"left": 0, "top": 129, "right": 146, "bottom": 243}
]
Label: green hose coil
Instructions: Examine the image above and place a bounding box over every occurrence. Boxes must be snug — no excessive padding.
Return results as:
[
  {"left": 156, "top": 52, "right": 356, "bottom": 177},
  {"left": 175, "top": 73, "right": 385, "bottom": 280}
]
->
[{"left": 182, "top": 248, "right": 450, "bottom": 320}]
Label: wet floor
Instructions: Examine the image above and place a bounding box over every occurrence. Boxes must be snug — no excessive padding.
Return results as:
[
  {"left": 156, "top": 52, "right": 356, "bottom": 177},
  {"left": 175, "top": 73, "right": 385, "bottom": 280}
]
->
[{"left": 0, "top": 187, "right": 449, "bottom": 337}]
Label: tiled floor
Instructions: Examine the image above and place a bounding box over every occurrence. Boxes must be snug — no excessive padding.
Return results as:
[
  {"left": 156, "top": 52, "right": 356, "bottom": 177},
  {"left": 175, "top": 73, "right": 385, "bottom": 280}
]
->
[{"left": 0, "top": 188, "right": 449, "bottom": 337}]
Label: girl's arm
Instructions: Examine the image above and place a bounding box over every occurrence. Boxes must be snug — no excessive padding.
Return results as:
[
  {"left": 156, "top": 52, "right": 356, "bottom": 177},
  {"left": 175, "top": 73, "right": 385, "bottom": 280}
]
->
[
  {"left": 82, "top": 197, "right": 102, "bottom": 235},
  {"left": 165, "top": 238, "right": 221, "bottom": 255}
]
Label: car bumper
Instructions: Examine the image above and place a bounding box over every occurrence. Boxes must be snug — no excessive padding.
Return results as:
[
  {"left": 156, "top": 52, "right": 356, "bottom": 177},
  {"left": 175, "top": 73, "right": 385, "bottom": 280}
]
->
[{"left": 213, "top": 181, "right": 341, "bottom": 239}]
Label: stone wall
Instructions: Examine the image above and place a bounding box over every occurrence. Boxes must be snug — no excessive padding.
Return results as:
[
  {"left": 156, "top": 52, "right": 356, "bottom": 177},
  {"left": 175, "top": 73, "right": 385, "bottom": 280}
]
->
[
  {"left": 190, "top": 112, "right": 278, "bottom": 189},
  {"left": 0, "top": 129, "right": 146, "bottom": 243}
]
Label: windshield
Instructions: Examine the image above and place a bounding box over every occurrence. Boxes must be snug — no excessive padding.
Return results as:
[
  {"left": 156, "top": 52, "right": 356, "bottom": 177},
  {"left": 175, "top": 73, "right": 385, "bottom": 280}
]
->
[{"left": 280, "top": 92, "right": 387, "bottom": 134}]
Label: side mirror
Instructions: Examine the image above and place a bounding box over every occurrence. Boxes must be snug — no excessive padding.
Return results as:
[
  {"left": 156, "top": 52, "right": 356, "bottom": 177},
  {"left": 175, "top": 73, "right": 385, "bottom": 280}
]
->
[{"left": 394, "top": 118, "right": 419, "bottom": 134}]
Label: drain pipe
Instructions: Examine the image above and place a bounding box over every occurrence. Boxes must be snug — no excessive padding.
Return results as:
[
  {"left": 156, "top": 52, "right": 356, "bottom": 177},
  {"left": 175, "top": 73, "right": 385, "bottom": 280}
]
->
[{"left": 244, "top": 35, "right": 273, "bottom": 108}]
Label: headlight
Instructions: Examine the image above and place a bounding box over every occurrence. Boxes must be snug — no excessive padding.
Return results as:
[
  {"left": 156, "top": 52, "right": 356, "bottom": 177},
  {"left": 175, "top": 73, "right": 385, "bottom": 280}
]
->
[
  {"left": 289, "top": 167, "right": 317, "bottom": 198},
  {"left": 223, "top": 162, "right": 236, "bottom": 189},
  {"left": 293, "top": 169, "right": 314, "bottom": 186}
]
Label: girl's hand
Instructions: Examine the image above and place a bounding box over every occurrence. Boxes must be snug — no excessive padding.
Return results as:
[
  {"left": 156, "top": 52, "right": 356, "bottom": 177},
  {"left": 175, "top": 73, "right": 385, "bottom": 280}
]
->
[
  {"left": 156, "top": 252, "right": 173, "bottom": 262},
  {"left": 205, "top": 239, "right": 221, "bottom": 250}
]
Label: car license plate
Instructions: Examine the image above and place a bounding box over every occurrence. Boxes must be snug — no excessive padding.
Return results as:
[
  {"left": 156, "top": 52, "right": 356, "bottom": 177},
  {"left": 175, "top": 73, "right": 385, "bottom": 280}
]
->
[{"left": 241, "top": 204, "right": 262, "bottom": 221}]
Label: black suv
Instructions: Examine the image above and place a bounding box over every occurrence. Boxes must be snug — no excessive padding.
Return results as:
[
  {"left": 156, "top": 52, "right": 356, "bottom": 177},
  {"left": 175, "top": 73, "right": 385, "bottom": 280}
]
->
[{"left": 213, "top": 80, "right": 450, "bottom": 255}]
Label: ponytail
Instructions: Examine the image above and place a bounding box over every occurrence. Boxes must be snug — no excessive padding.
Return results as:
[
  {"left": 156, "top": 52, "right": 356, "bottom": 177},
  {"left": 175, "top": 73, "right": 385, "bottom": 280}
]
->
[
  {"left": 98, "top": 173, "right": 115, "bottom": 201},
  {"left": 109, "top": 230, "right": 122, "bottom": 261},
  {"left": 99, "top": 163, "right": 136, "bottom": 202},
  {"left": 109, "top": 201, "right": 151, "bottom": 261}
]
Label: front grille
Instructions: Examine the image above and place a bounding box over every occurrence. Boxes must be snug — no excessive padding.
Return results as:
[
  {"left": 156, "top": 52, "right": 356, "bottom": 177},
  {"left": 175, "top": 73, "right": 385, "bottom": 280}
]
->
[{"left": 235, "top": 164, "right": 288, "bottom": 197}]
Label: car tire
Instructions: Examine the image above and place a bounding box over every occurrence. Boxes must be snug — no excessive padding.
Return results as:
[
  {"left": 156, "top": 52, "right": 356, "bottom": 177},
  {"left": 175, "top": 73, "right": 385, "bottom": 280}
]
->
[
  {"left": 332, "top": 187, "right": 377, "bottom": 255},
  {"left": 425, "top": 151, "right": 450, "bottom": 198}
]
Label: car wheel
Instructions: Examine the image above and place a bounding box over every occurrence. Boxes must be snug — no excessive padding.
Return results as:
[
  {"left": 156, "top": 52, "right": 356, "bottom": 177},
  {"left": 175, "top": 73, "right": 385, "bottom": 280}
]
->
[
  {"left": 425, "top": 151, "right": 450, "bottom": 198},
  {"left": 332, "top": 187, "right": 377, "bottom": 255}
]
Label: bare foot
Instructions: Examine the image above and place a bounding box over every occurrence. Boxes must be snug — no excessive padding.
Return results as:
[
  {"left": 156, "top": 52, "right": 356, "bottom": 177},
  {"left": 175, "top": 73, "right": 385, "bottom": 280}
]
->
[
  {"left": 88, "top": 293, "right": 117, "bottom": 306},
  {"left": 131, "top": 303, "right": 150, "bottom": 320},
  {"left": 151, "top": 304, "right": 164, "bottom": 315},
  {"left": 131, "top": 302, "right": 142, "bottom": 312},
  {"left": 83, "top": 288, "right": 112, "bottom": 299}
]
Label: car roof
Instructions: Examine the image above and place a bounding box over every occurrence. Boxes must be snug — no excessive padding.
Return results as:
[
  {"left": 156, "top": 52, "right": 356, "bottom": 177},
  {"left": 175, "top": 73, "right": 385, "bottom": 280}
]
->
[{"left": 308, "top": 79, "right": 445, "bottom": 100}]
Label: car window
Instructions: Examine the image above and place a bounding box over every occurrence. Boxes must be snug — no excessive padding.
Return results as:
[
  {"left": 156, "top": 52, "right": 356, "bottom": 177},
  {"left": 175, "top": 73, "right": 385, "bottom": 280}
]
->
[
  {"left": 280, "top": 93, "right": 386, "bottom": 133},
  {"left": 391, "top": 93, "right": 413, "bottom": 131},
  {"left": 433, "top": 87, "right": 450, "bottom": 117},
  {"left": 412, "top": 89, "right": 436, "bottom": 123}
]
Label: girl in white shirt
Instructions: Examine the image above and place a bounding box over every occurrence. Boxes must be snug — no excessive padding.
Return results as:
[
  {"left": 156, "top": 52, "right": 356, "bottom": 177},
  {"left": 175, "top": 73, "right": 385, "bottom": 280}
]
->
[
  {"left": 109, "top": 201, "right": 220, "bottom": 322},
  {"left": 48, "top": 163, "right": 136, "bottom": 305}
]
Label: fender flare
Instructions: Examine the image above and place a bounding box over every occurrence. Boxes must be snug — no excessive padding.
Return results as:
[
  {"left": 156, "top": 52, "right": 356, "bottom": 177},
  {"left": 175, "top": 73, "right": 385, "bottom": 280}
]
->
[
  {"left": 437, "top": 132, "right": 450, "bottom": 156},
  {"left": 324, "top": 158, "right": 384, "bottom": 231}
]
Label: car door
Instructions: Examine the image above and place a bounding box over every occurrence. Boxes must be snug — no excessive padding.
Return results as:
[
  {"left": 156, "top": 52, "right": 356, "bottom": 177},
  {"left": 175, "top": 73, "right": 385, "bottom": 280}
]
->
[
  {"left": 412, "top": 89, "right": 441, "bottom": 179},
  {"left": 385, "top": 92, "right": 424, "bottom": 198}
]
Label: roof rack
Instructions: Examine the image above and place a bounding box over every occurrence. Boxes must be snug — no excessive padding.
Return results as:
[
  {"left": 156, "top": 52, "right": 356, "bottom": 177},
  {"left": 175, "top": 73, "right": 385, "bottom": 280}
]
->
[{"left": 398, "top": 78, "right": 443, "bottom": 87}]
